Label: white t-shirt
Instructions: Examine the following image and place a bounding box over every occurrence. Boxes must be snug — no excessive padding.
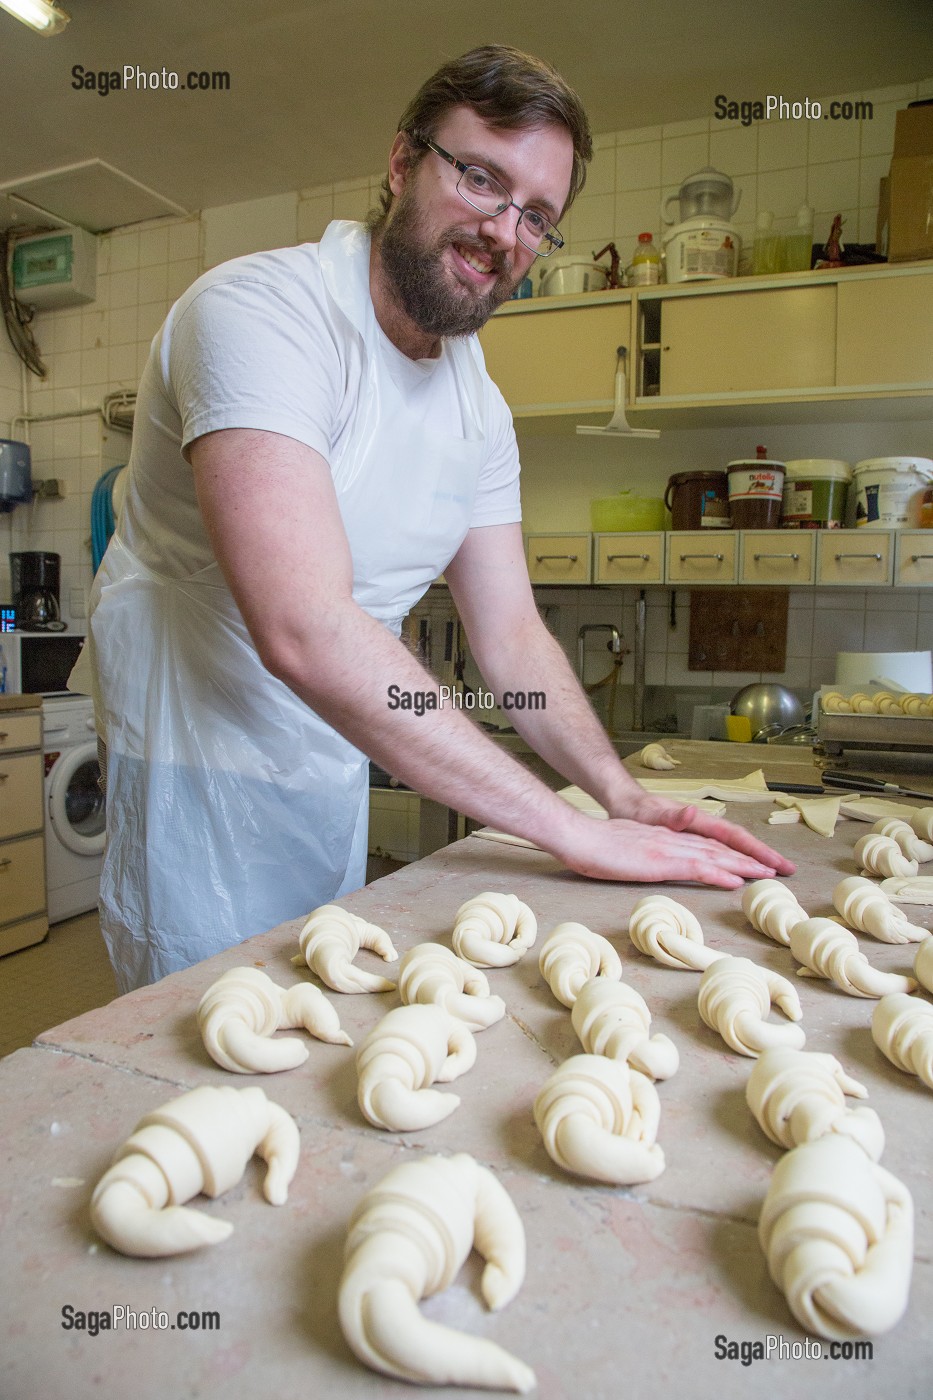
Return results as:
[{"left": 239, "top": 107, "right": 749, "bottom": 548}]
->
[{"left": 118, "top": 225, "right": 522, "bottom": 581}]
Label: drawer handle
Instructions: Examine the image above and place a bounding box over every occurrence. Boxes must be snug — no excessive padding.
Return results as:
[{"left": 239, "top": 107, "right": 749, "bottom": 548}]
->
[
  {"left": 607, "top": 553, "right": 650, "bottom": 562},
  {"left": 0, "top": 732, "right": 7, "bottom": 741},
  {"left": 753, "top": 552, "right": 799, "bottom": 562},
  {"left": 0, "top": 772, "right": 7, "bottom": 782},
  {"left": 535, "top": 553, "right": 579, "bottom": 563},
  {"left": 910, "top": 554, "right": 933, "bottom": 562},
  {"left": 0, "top": 857, "right": 11, "bottom": 870},
  {"left": 679, "top": 553, "right": 724, "bottom": 562},
  {"left": 834, "top": 552, "right": 882, "bottom": 562}
]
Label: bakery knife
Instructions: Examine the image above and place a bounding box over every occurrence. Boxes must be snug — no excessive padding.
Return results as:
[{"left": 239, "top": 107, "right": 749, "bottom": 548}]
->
[{"left": 820, "top": 770, "right": 933, "bottom": 802}]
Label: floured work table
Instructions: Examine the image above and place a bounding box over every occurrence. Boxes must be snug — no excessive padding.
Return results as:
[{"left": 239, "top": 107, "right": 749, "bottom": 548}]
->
[{"left": 1, "top": 739, "right": 930, "bottom": 1400}]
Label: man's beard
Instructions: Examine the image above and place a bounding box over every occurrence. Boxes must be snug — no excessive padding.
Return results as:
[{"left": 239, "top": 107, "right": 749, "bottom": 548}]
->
[{"left": 377, "top": 184, "right": 521, "bottom": 339}]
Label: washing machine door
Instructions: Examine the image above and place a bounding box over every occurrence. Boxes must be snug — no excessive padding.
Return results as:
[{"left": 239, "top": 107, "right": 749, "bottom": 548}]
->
[{"left": 48, "top": 741, "right": 106, "bottom": 856}]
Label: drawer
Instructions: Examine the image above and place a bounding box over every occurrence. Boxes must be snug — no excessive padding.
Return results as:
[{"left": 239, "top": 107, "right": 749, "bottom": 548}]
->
[
  {"left": 895, "top": 532, "right": 933, "bottom": 587},
  {"left": 816, "top": 531, "right": 893, "bottom": 586},
  {"left": 0, "top": 833, "right": 46, "bottom": 926},
  {"left": 594, "top": 533, "right": 664, "bottom": 584},
  {"left": 0, "top": 751, "right": 43, "bottom": 839},
  {"left": 526, "top": 534, "right": 591, "bottom": 584},
  {"left": 666, "top": 531, "right": 737, "bottom": 585},
  {"left": 739, "top": 532, "right": 815, "bottom": 585},
  {"left": 0, "top": 712, "right": 42, "bottom": 753}
]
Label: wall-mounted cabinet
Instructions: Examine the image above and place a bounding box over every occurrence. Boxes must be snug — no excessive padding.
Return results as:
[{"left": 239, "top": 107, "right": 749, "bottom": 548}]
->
[
  {"left": 483, "top": 262, "right": 933, "bottom": 430},
  {"left": 479, "top": 292, "right": 631, "bottom": 419},
  {"left": 529, "top": 528, "right": 928, "bottom": 588}
]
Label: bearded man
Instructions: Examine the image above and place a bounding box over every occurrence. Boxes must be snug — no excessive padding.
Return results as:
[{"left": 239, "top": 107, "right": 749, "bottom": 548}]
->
[{"left": 81, "top": 45, "right": 790, "bottom": 992}]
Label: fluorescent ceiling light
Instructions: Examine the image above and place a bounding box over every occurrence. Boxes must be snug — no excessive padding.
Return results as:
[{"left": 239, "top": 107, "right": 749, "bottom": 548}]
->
[{"left": 0, "top": 0, "right": 70, "bottom": 35}]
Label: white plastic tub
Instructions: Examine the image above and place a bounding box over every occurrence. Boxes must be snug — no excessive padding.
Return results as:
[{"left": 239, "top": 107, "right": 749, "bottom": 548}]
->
[{"left": 853, "top": 456, "right": 933, "bottom": 529}]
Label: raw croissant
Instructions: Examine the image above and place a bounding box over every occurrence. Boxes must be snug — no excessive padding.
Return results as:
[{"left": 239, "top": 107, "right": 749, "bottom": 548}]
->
[
  {"left": 758, "top": 1135, "right": 913, "bottom": 1340},
  {"left": 832, "top": 876, "right": 927, "bottom": 945},
  {"left": 746, "top": 1048, "right": 884, "bottom": 1160},
  {"left": 294, "top": 904, "right": 398, "bottom": 993},
  {"left": 741, "top": 879, "right": 809, "bottom": 947},
  {"left": 570, "top": 978, "right": 679, "bottom": 1080},
  {"left": 871, "top": 992, "right": 933, "bottom": 1089},
  {"left": 909, "top": 806, "right": 933, "bottom": 842},
  {"left": 915, "top": 935, "right": 933, "bottom": 994},
  {"left": 197, "top": 966, "right": 351, "bottom": 1073},
  {"left": 537, "top": 922, "right": 622, "bottom": 1008},
  {"left": 627, "top": 894, "right": 724, "bottom": 971},
  {"left": 90, "top": 1085, "right": 299, "bottom": 1257},
  {"left": 789, "top": 917, "right": 918, "bottom": 999},
  {"left": 853, "top": 833, "right": 918, "bottom": 880},
  {"left": 397, "top": 943, "right": 505, "bottom": 1031},
  {"left": 452, "top": 892, "right": 537, "bottom": 968},
  {"left": 638, "top": 742, "right": 681, "bottom": 770},
  {"left": 821, "top": 691, "right": 852, "bottom": 713},
  {"left": 338, "top": 1153, "right": 534, "bottom": 1393},
  {"left": 356, "top": 1004, "right": 476, "bottom": 1131},
  {"left": 871, "top": 817, "right": 933, "bottom": 864},
  {"left": 697, "top": 955, "right": 805, "bottom": 1057},
  {"left": 533, "top": 1053, "right": 665, "bottom": 1185}
]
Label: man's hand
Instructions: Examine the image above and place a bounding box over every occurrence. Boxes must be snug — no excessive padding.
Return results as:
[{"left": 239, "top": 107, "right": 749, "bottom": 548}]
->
[
  {"left": 613, "top": 790, "right": 796, "bottom": 878},
  {"left": 554, "top": 806, "right": 788, "bottom": 890}
]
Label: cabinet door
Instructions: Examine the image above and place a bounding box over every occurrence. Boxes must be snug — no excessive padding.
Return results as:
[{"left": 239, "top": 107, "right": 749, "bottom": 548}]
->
[
  {"left": 666, "top": 531, "right": 737, "bottom": 584},
  {"left": 658, "top": 286, "right": 836, "bottom": 398},
  {"left": 895, "top": 532, "right": 933, "bottom": 587},
  {"left": 526, "top": 534, "right": 591, "bottom": 584},
  {"left": 740, "top": 532, "right": 815, "bottom": 585},
  {"left": 816, "top": 530, "right": 893, "bottom": 586},
  {"left": 480, "top": 302, "right": 630, "bottom": 415},
  {"left": 0, "top": 834, "right": 46, "bottom": 925},
  {"left": 836, "top": 273, "right": 933, "bottom": 388},
  {"left": 595, "top": 534, "right": 664, "bottom": 584},
  {"left": 0, "top": 712, "right": 42, "bottom": 753},
  {"left": 0, "top": 752, "right": 43, "bottom": 839}
]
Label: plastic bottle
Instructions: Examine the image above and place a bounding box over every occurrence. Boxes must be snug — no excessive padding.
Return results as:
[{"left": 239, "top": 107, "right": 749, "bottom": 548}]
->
[
  {"left": 782, "top": 203, "right": 814, "bottom": 273},
  {"left": 629, "top": 232, "right": 660, "bottom": 286},
  {"left": 752, "top": 211, "right": 779, "bottom": 275}
]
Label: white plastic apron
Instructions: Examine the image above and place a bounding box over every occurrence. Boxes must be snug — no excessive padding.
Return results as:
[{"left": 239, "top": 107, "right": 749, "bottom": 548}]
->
[{"left": 88, "top": 221, "right": 489, "bottom": 991}]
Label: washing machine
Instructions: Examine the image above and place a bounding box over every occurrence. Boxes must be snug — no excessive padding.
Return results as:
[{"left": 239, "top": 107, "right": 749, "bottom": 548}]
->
[{"left": 43, "top": 696, "right": 105, "bottom": 923}]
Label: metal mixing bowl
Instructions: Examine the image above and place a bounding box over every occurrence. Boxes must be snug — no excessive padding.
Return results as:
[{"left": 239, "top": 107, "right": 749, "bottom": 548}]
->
[{"left": 730, "top": 683, "right": 805, "bottom": 740}]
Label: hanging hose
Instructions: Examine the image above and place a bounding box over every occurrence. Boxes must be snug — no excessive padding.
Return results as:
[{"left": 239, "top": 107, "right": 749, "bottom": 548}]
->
[{"left": 91, "top": 465, "right": 125, "bottom": 572}]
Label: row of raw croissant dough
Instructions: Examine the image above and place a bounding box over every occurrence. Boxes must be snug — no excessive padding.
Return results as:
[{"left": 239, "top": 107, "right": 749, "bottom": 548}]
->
[{"left": 89, "top": 876, "right": 933, "bottom": 1387}]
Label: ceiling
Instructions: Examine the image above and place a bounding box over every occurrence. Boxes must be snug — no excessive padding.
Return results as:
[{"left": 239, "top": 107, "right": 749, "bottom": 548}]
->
[{"left": 1, "top": 0, "right": 931, "bottom": 223}]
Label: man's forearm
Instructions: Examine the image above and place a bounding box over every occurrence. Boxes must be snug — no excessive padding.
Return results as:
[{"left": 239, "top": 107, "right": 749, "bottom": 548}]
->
[{"left": 269, "top": 600, "right": 584, "bottom": 853}]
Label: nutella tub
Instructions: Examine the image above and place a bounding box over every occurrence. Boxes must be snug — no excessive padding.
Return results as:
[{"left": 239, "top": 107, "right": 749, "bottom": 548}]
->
[{"left": 727, "top": 454, "right": 785, "bottom": 529}]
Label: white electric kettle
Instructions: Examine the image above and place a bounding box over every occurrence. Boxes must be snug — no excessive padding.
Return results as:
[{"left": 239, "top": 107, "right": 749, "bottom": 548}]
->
[{"left": 663, "top": 167, "right": 741, "bottom": 225}]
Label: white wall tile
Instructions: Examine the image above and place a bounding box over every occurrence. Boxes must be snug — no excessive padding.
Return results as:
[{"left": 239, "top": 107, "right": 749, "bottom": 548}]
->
[
  {"left": 709, "top": 124, "right": 759, "bottom": 176},
  {"left": 808, "top": 158, "right": 860, "bottom": 216},
  {"left": 109, "top": 270, "right": 138, "bottom": 309},
  {"left": 756, "top": 167, "right": 808, "bottom": 220},
  {"left": 168, "top": 220, "right": 201, "bottom": 263},
  {"left": 202, "top": 191, "right": 298, "bottom": 268},
  {"left": 662, "top": 117, "right": 710, "bottom": 139},
  {"left": 569, "top": 192, "right": 615, "bottom": 246},
  {"left": 756, "top": 119, "right": 809, "bottom": 172},
  {"left": 584, "top": 145, "right": 617, "bottom": 196},
  {"left": 808, "top": 111, "right": 861, "bottom": 165},
  {"left": 617, "top": 124, "right": 663, "bottom": 146},
  {"left": 137, "top": 262, "right": 169, "bottom": 305},
  {"left": 864, "top": 609, "right": 918, "bottom": 650},
  {"left": 661, "top": 133, "right": 710, "bottom": 187},
  {"left": 860, "top": 101, "right": 901, "bottom": 159},
  {"left": 615, "top": 141, "right": 662, "bottom": 193},
  {"left": 137, "top": 225, "right": 169, "bottom": 267},
  {"left": 615, "top": 189, "right": 664, "bottom": 241},
  {"left": 297, "top": 193, "right": 334, "bottom": 243},
  {"left": 109, "top": 231, "right": 139, "bottom": 273},
  {"left": 813, "top": 606, "right": 864, "bottom": 656}
]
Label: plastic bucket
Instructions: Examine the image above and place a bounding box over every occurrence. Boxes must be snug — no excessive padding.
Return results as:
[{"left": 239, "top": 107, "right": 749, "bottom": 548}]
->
[
  {"left": 781, "top": 459, "right": 851, "bottom": 529},
  {"left": 664, "top": 471, "right": 730, "bottom": 530},
  {"left": 590, "top": 492, "right": 666, "bottom": 532},
  {"left": 853, "top": 457, "right": 933, "bottom": 529},
  {"left": 726, "top": 458, "right": 785, "bottom": 529}
]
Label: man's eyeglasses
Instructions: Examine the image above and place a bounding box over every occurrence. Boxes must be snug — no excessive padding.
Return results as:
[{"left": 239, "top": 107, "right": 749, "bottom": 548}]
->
[{"left": 412, "top": 132, "right": 565, "bottom": 257}]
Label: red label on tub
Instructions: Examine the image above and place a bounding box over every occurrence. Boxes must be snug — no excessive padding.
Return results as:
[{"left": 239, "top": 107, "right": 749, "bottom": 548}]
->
[{"left": 729, "top": 468, "right": 783, "bottom": 501}]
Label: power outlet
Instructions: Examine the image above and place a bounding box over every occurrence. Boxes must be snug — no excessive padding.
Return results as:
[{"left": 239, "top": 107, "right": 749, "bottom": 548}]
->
[{"left": 69, "top": 586, "right": 87, "bottom": 619}]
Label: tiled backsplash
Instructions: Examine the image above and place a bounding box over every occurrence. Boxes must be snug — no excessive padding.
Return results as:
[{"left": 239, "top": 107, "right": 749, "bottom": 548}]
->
[{"left": 0, "top": 73, "right": 931, "bottom": 626}]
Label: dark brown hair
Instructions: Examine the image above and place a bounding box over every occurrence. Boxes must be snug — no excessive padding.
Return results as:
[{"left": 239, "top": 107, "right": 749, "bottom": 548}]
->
[{"left": 369, "top": 45, "right": 592, "bottom": 231}]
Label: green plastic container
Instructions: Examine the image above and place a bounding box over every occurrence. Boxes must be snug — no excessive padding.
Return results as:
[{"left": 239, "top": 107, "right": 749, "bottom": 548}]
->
[
  {"left": 590, "top": 491, "right": 667, "bottom": 532},
  {"left": 781, "top": 459, "right": 851, "bottom": 529}
]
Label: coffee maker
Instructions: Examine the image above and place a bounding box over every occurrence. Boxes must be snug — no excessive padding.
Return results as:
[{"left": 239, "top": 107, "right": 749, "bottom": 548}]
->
[{"left": 10, "top": 551, "right": 65, "bottom": 630}]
